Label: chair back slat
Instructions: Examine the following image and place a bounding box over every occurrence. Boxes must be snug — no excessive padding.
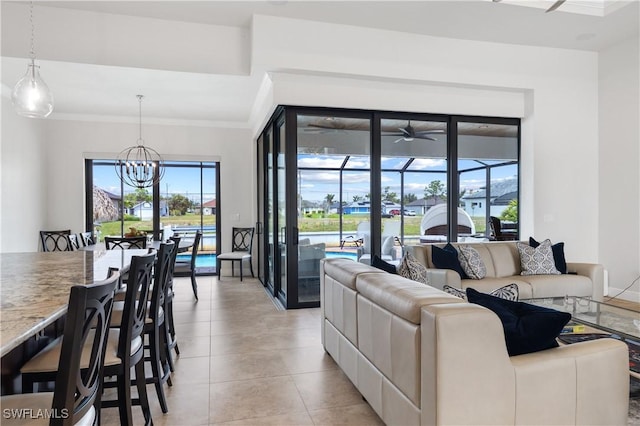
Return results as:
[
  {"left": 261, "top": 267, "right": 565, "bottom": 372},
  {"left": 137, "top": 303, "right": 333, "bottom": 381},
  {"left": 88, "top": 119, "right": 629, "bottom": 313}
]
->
[
  {"left": 118, "top": 253, "right": 155, "bottom": 360},
  {"left": 149, "top": 242, "right": 176, "bottom": 323},
  {"left": 105, "top": 236, "right": 147, "bottom": 250},
  {"left": 79, "top": 232, "right": 95, "bottom": 247},
  {"left": 51, "top": 270, "right": 119, "bottom": 426},
  {"left": 40, "top": 230, "right": 72, "bottom": 252},
  {"left": 232, "top": 227, "right": 254, "bottom": 253}
]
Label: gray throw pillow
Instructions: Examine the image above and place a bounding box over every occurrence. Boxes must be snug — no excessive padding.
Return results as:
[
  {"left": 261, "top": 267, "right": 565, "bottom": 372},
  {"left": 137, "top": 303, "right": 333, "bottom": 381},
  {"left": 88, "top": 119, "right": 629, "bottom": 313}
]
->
[
  {"left": 398, "top": 252, "right": 429, "bottom": 285},
  {"left": 517, "top": 239, "right": 560, "bottom": 275},
  {"left": 443, "top": 283, "right": 519, "bottom": 301},
  {"left": 457, "top": 245, "right": 487, "bottom": 279}
]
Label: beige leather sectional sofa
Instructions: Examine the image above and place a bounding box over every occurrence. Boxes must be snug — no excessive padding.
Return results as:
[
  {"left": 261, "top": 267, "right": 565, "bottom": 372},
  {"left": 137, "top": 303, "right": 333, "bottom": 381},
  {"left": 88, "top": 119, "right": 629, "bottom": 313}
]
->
[
  {"left": 409, "top": 241, "right": 605, "bottom": 301},
  {"left": 320, "top": 257, "right": 629, "bottom": 425}
]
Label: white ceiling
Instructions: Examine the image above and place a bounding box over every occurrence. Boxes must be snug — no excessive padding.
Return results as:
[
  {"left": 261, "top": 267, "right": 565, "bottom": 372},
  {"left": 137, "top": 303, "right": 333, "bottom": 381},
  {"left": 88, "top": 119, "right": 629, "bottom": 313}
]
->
[{"left": 2, "top": 0, "right": 638, "bottom": 126}]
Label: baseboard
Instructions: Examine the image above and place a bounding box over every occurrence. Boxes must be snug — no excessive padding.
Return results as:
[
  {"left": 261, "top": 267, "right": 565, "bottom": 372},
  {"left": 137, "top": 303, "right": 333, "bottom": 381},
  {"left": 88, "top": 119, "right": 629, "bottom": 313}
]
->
[{"left": 605, "top": 287, "right": 640, "bottom": 303}]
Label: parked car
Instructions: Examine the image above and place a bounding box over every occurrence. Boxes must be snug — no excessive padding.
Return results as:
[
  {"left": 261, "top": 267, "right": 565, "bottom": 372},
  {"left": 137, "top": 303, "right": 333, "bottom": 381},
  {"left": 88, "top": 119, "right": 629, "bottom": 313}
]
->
[
  {"left": 404, "top": 209, "right": 416, "bottom": 216},
  {"left": 389, "top": 209, "right": 401, "bottom": 216}
]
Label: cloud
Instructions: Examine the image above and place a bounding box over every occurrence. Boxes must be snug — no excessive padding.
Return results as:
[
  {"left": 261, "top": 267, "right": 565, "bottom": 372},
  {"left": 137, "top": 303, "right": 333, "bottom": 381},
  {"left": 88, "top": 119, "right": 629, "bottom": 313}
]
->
[
  {"left": 298, "top": 156, "right": 345, "bottom": 168},
  {"left": 408, "top": 158, "right": 446, "bottom": 170}
]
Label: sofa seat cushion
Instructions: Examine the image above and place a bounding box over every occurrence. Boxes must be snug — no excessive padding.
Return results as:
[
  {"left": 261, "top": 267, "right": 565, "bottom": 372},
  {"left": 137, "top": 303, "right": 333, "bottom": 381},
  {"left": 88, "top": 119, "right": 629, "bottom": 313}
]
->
[
  {"left": 356, "top": 273, "right": 462, "bottom": 324},
  {"left": 521, "top": 274, "right": 593, "bottom": 299},
  {"left": 461, "top": 278, "right": 534, "bottom": 300},
  {"left": 324, "top": 258, "right": 383, "bottom": 290}
]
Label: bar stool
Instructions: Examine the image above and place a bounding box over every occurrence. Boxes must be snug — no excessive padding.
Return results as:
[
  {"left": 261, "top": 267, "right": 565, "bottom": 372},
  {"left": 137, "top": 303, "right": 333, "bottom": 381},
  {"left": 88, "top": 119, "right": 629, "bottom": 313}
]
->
[
  {"left": 109, "top": 242, "right": 176, "bottom": 414},
  {"left": 8, "top": 272, "right": 119, "bottom": 425},
  {"left": 20, "top": 254, "right": 156, "bottom": 426},
  {"left": 166, "top": 236, "right": 182, "bottom": 371}
]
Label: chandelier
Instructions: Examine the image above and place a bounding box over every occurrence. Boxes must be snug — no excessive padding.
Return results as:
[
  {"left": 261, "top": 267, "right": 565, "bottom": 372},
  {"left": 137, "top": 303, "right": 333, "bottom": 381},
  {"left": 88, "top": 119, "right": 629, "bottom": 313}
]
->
[
  {"left": 115, "top": 95, "right": 164, "bottom": 189},
  {"left": 12, "top": 1, "right": 54, "bottom": 118}
]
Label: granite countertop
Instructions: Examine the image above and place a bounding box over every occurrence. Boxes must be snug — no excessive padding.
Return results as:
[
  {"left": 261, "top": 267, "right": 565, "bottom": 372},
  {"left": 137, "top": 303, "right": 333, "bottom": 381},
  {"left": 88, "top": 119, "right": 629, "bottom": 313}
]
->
[{"left": 0, "top": 250, "right": 147, "bottom": 357}]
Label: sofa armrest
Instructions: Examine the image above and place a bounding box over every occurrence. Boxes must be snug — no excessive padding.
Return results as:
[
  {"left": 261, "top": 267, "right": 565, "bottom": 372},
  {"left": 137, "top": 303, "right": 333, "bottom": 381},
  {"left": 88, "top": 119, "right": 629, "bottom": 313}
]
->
[
  {"left": 566, "top": 262, "right": 604, "bottom": 301},
  {"left": 510, "top": 338, "right": 629, "bottom": 425},
  {"left": 425, "top": 268, "right": 460, "bottom": 290}
]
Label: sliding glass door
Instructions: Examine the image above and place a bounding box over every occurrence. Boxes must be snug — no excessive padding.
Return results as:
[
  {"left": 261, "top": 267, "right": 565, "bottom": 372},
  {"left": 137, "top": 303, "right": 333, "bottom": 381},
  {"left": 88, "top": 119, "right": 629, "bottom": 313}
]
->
[
  {"left": 86, "top": 160, "right": 221, "bottom": 274},
  {"left": 256, "top": 107, "right": 520, "bottom": 309}
]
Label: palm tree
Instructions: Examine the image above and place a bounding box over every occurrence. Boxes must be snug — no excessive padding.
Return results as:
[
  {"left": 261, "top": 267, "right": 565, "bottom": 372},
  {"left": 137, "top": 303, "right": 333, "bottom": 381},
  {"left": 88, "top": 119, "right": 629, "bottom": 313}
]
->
[{"left": 324, "top": 194, "right": 336, "bottom": 214}]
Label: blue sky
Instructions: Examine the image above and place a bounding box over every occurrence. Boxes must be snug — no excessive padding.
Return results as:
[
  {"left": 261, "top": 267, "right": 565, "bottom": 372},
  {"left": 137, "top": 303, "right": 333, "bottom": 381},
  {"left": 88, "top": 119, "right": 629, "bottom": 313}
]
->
[{"left": 93, "top": 157, "right": 516, "bottom": 204}]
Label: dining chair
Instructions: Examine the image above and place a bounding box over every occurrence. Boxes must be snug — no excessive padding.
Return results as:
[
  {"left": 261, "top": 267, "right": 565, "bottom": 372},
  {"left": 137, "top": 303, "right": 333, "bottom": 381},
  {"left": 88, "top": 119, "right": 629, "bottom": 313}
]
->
[
  {"left": 143, "top": 241, "right": 175, "bottom": 413},
  {"left": 39, "top": 230, "right": 72, "bottom": 252},
  {"left": 216, "top": 227, "right": 254, "bottom": 281},
  {"left": 173, "top": 230, "right": 202, "bottom": 300},
  {"left": 8, "top": 271, "right": 119, "bottom": 425},
  {"left": 68, "top": 234, "right": 81, "bottom": 251},
  {"left": 110, "top": 242, "right": 176, "bottom": 413},
  {"left": 166, "top": 236, "right": 182, "bottom": 371},
  {"left": 100, "top": 252, "right": 156, "bottom": 426},
  {"left": 20, "top": 255, "right": 156, "bottom": 426},
  {"left": 78, "top": 232, "right": 95, "bottom": 247},
  {"left": 105, "top": 235, "right": 147, "bottom": 250}
]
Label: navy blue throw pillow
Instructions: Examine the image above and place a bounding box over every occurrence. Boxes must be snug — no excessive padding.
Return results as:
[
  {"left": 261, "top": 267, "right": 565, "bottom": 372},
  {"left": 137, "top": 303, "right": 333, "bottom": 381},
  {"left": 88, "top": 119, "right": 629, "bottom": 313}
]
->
[
  {"left": 529, "top": 237, "right": 567, "bottom": 274},
  {"left": 372, "top": 255, "right": 398, "bottom": 274},
  {"left": 466, "top": 288, "right": 571, "bottom": 356},
  {"left": 432, "top": 243, "right": 468, "bottom": 279}
]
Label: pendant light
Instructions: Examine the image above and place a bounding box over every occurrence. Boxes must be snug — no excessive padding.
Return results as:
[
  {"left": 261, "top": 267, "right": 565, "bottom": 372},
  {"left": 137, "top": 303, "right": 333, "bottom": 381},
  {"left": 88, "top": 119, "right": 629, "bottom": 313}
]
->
[
  {"left": 115, "top": 95, "right": 164, "bottom": 189},
  {"left": 12, "top": 1, "right": 54, "bottom": 118}
]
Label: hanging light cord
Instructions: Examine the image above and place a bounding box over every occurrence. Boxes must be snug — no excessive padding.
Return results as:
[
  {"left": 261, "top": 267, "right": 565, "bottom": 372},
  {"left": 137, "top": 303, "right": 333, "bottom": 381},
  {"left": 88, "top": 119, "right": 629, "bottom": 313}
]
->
[
  {"left": 137, "top": 94, "right": 144, "bottom": 146},
  {"left": 29, "top": 1, "right": 35, "bottom": 61}
]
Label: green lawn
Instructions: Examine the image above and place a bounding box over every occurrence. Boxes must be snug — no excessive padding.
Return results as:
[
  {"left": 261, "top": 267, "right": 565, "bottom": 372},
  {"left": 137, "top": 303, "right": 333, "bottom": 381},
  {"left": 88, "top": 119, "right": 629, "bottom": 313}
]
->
[{"left": 97, "top": 213, "right": 486, "bottom": 241}]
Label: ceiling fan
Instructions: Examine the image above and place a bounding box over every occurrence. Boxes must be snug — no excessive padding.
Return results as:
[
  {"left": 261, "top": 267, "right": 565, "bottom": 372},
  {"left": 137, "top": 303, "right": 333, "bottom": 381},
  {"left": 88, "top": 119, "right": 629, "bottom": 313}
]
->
[
  {"left": 385, "top": 121, "right": 445, "bottom": 143},
  {"left": 492, "top": 0, "right": 566, "bottom": 13}
]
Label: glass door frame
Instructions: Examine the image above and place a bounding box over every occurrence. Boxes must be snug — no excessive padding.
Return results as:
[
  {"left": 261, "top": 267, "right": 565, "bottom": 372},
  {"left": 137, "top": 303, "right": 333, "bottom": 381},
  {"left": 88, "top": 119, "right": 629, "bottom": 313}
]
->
[{"left": 85, "top": 159, "right": 221, "bottom": 274}]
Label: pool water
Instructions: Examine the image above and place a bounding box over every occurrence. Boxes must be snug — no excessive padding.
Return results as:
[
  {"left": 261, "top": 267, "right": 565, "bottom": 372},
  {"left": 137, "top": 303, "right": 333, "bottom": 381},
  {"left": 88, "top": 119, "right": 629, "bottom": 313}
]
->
[{"left": 177, "top": 251, "right": 357, "bottom": 268}]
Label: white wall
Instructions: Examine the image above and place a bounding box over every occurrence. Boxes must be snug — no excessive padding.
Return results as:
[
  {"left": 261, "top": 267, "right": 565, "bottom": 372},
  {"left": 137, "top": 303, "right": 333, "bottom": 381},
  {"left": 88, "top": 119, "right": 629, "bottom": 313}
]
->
[
  {"left": 252, "top": 15, "right": 601, "bottom": 262},
  {"left": 1, "top": 94, "right": 47, "bottom": 252},
  {"left": 598, "top": 35, "right": 640, "bottom": 302},
  {"left": 40, "top": 119, "right": 255, "bottom": 256}
]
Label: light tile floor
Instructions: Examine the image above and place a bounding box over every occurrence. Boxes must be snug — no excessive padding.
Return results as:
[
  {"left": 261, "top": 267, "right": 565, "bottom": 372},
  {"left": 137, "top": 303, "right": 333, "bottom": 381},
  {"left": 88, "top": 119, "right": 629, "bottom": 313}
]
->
[{"left": 100, "top": 275, "right": 384, "bottom": 426}]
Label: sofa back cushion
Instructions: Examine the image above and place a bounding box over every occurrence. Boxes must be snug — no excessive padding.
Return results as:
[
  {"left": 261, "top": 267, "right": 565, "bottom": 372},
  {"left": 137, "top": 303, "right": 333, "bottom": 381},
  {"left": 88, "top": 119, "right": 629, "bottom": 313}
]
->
[
  {"left": 355, "top": 273, "right": 462, "bottom": 324},
  {"left": 323, "top": 258, "right": 382, "bottom": 290},
  {"left": 484, "top": 242, "right": 522, "bottom": 277}
]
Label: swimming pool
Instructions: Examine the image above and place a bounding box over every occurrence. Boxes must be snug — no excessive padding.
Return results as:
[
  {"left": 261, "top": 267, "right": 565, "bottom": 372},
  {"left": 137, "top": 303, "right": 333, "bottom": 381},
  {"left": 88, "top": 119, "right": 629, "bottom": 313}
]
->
[{"left": 178, "top": 251, "right": 357, "bottom": 268}]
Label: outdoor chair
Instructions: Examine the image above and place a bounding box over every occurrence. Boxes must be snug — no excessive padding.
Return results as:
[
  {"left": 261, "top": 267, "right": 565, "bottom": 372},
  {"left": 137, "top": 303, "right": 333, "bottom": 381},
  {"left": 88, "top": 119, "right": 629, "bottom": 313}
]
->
[
  {"left": 105, "top": 235, "right": 147, "bottom": 250},
  {"left": 39, "top": 230, "right": 72, "bottom": 252},
  {"left": 489, "top": 216, "right": 518, "bottom": 241},
  {"left": 12, "top": 271, "right": 119, "bottom": 425},
  {"left": 217, "top": 227, "right": 254, "bottom": 282},
  {"left": 174, "top": 230, "right": 202, "bottom": 300}
]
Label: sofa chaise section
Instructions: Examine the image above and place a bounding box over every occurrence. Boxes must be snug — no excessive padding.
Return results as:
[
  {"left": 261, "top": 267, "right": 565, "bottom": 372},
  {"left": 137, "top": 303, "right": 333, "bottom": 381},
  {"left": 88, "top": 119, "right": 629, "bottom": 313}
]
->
[{"left": 320, "top": 257, "right": 629, "bottom": 425}]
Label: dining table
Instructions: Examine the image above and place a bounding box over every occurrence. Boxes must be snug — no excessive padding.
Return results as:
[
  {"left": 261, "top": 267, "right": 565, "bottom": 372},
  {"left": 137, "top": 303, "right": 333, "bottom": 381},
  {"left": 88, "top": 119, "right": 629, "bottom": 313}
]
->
[
  {"left": 0, "top": 249, "right": 147, "bottom": 394},
  {"left": 80, "top": 238, "right": 193, "bottom": 253}
]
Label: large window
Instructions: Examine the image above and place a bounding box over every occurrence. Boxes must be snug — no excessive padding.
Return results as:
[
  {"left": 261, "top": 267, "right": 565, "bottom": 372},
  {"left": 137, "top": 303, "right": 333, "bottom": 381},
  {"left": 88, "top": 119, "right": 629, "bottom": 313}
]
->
[
  {"left": 257, "top": 106, "right": 520, "bottom": 308},
  {"left": 86, "top": 160, "right": 220, "bottom": 274}
]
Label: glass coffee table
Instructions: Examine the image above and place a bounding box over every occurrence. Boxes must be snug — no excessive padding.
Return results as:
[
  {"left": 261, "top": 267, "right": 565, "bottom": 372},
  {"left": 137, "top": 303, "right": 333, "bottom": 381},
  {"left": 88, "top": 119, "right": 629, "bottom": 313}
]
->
[{"left": 526, "top": 296, "right": 640, "bottom": 379}]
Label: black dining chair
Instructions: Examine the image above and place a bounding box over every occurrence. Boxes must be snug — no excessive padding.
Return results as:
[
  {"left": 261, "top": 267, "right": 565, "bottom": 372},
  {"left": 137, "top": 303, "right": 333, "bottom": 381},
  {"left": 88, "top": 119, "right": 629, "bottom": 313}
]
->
[
  {"left": 144, "top": 241, "right": 175, "bottom": 413},
  {"left": 40, "top": 230, "right": 72, "bottom": 252},
  {"left": 166, "top": 236, "right": 182, "bottom": 371},
  {"left": 216, "top": 227, "right": 255, "bottom": 281},
  {"left": 105, "top": 236, "right": 147, "bottom": 250},
  {"left": 20, "top": 255, "right": 156, "bottom": 426},
  {"left": 174, "top": 230, "right": 202, "bottom": 300},
  {"left": 110, "top": 242, "right": 176, "bottom": 414},
  {"left": 8, "top": 271, "right": 119, "bottom": 425}
]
